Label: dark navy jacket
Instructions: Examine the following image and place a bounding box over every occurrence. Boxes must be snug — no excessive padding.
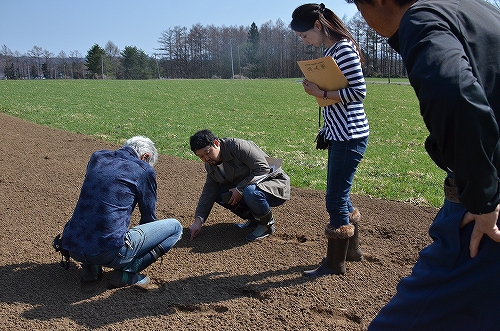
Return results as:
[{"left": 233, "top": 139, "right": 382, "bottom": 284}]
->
[
  {"left": 62, "top": 146, "right": 157, "bottom": 255},
  {"left": 389, "top": 0, "right": 500, "bottom": 214}
]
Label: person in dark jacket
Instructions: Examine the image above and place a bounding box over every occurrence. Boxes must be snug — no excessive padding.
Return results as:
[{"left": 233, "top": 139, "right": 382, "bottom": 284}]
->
[
  {"left": 346, "top": 0, "right": 500, "bottom": 329},
  {"left": 62, "top": 136, "right": 182, "bottom": 290},
  {"left": 188, "top": 129, "right": 290, "bottom": 242}
]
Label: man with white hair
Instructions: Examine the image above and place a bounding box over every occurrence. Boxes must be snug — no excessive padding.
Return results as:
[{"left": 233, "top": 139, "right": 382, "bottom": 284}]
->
[{"left": 61, "top": 136, "right": 182, "bottom": 290}]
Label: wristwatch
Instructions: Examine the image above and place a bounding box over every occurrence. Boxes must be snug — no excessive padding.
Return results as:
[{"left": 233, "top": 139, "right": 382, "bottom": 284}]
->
[{"left": 323, "top": 90, "right": 328, "bottom": 100}]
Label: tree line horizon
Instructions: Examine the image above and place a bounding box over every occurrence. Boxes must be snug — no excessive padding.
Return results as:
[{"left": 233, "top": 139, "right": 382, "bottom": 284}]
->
[{"left": 1, "top": 12, "right": 408, "bottom": 80}]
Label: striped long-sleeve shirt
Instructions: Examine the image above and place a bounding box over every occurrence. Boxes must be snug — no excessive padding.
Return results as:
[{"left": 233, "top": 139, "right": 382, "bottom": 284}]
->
[{"left": 323, "top": 39, "right": 369, "bottom": 141}]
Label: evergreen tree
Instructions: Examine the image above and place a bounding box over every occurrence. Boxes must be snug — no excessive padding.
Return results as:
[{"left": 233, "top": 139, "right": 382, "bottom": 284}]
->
[
  {"left": 4, "top": 62, "right": 15, "bottom": 79},
  {"left": 85, "top": 44, "right": 105, "bottom": 78},
  {"left": 242, "top": 22, "right": 260, "bottom": 78},
  {"left": 121, "top": 46, "right": 152, "bottom": 79}
]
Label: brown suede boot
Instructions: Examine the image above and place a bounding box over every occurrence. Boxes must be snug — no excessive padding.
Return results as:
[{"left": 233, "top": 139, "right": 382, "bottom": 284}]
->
[
  {"left": 303, "top": 224, "right": 354, "bottom": 277},
  {"left": 346, "top": 208, "right": 363, "bottom": 262}
]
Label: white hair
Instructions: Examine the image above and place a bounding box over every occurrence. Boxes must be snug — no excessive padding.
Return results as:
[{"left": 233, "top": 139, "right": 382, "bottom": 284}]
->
[{"left": 124, "top": 135, "right": 158, "bottom": 167}]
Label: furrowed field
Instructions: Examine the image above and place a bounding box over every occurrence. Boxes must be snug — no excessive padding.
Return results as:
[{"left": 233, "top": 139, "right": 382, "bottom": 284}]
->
[{"left": 0, "top": 78, "right": 444, "bottom": 207}]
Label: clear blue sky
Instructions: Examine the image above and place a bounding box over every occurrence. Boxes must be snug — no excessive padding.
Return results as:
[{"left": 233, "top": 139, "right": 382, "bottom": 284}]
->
[{"left": 1, "top": 0, "right": 359, "bottom": 56}]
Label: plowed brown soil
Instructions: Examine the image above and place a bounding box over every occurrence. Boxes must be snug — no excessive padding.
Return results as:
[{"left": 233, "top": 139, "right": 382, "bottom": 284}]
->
[{"left": 0, "top": 112, "right": 438, "bottom": 330}]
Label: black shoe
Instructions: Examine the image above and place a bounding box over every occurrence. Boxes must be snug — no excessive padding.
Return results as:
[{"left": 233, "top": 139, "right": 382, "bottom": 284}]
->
[
  {"left": 245, "top": 224, "right": 275, "bottom": 241},
  {"left": 235, "top": 218, "right": 259, "bottom": 229},
  {"left": 81, "top": 264, "right": 103, "bottom": 283}
]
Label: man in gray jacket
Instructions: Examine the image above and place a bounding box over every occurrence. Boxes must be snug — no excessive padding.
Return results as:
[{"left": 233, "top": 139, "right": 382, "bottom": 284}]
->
[{"left": 189, "top": 129, "right": 290, "bottom": 242}]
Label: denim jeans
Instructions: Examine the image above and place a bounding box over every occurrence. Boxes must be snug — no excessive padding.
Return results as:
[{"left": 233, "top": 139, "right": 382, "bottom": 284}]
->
[
  {"left": 70, "top": 218, "right": 183, "bottom": 271},
  {"left": 242, "top": 184, "right": 286, "bottom": 218},
  {"left": 326, "top": 137, "right": 368, "bottom": 228},
  {"left": 217, "top": 184, "right": 286, "bottom": 219}
]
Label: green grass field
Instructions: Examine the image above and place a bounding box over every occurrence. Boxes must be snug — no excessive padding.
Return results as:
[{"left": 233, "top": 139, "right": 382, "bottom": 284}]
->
[{"left": 0, "top": 79, "right": 445, "bottom": 207}]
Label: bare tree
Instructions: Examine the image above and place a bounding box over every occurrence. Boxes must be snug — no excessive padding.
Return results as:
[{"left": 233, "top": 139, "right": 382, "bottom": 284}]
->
[
  {"left": 57, "top": 51, "right": 67, "bottom": 78},
  {"left": 1, "top": 45, "right": 13, "bottom": 79},
  {"left": 187, "top": 23, "right": 208, "bottom": 78},
  {"left": 27, "top": 46, "right": 44, "bottom": 78},
  {"left": 158, "top": 26, "right": 190, "bottom": 78},
  {"left": 69, "top": 50, "right": 85, "bottom": 79},
  {"left": 13, "top": 51, "right": 25, "bottom": 79},
  {"left": 42, "top": 49, "right": 55, "bottom": 78},
  {"left": 105, "top": 41, "right": 122, "bottom": 79}
]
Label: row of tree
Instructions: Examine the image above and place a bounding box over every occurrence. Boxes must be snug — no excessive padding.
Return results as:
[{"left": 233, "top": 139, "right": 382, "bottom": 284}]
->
[
  {"left": 5, "top": 0, "right": 499, "bottom": 80},
  {"left": 1, "top": 11, "right": 410, "bottom": 80},
  {"left": 85, "top": 43, "right": 159, "bottom": 79},
  {"left": 0, "top": 42, "right": 159, "bottom": 80}
]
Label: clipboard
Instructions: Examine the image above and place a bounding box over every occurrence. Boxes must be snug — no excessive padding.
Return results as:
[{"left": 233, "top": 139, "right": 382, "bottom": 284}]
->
[{"left": 297, "top": 56, "right": 348, "bottom": 107}]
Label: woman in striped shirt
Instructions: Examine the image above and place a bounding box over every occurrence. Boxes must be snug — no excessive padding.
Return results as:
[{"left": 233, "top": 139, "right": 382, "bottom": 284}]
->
[{"left": 291, "top": 3, "right": 369, "bottom": 277}]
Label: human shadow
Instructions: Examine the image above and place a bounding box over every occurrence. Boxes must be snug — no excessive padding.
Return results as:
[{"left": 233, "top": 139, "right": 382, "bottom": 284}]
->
[
  {"left": 177, "top": 222, "right": 254, "bottom": 253},
  {"left": 2, "top": 261, "right": 317, "bottom": 329}
]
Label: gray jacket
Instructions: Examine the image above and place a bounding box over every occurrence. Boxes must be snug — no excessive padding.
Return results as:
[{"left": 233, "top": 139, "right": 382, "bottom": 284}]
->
[{"left": 195, "top": 138, "right": 290, "bottom": 220}]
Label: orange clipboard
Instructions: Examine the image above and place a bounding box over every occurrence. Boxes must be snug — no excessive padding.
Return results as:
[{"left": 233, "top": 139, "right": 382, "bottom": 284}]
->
[{"left": 297, "top": 56, "right": 348, "bottom": 107}]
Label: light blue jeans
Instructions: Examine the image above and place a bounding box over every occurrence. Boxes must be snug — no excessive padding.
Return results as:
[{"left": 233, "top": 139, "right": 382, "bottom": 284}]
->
[
  {"left": 70, "top": 218, "right": 183, "bottom": 272},
  {"left": 326, "top": 137, "right": 368, "bottom": 228}
]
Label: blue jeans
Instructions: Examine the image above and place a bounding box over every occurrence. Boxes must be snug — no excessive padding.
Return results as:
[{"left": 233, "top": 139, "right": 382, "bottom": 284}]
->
[
  {"left": 218, "top": 184, "right": 286, "bottom": 219},
  {"left": 70, "top": 218, "right": 183, "bottom": 272},
  {"left": 242, "top": 184, "right": 286, "bottom": 217},
  {"left": 326, "top": 137, "right": 368, "bottom": 228},
  {"left": 369, "top": 197, "right": 500, "bottom": 330}
]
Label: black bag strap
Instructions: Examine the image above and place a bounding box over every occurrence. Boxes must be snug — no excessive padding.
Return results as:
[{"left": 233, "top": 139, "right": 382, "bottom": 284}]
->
[
  {"left": 318, "top": 106, "right": 322, "bottom": 129},
  {"left": 52, "top": 234, "right": 70, "bottom": 270}
]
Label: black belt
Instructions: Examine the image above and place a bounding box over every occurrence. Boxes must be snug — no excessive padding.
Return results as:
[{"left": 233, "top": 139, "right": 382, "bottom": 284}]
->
[{"left": 444, "top": 177, "right": 460, "bottom": 203}]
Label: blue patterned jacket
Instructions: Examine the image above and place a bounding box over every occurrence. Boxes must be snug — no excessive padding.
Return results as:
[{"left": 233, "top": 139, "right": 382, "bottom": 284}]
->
[{"left": 62, "top": 146, "right": 157, "bottom": 256}]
